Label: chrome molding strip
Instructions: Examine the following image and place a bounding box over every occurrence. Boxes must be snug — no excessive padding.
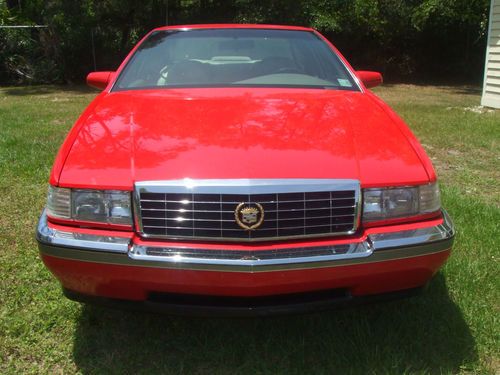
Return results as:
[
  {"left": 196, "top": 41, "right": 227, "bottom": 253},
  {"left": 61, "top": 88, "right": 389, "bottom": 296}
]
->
[
  {"left": 37, "top": 209, "right": 455, "bottom": 272},
  {"left": 135, "top": 179, "right": 360, "bottom": 194},
  {"left": 134, "top": 179, "right": 361, "bottom": 242},
  {"left": 128, "top": 242, "right": 373, "bottom": 268},
  {"left": 36, "top": 209, "right": 130, "bottom": 254},
  {"left": 370, "top": 210, "right": 455, "bottom": 251}
]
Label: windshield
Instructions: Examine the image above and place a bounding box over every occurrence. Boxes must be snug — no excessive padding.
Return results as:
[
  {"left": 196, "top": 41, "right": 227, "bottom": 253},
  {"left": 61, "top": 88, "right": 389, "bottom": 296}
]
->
[{"left": 113, "top": 28, "right": 359, "bottom": 91}]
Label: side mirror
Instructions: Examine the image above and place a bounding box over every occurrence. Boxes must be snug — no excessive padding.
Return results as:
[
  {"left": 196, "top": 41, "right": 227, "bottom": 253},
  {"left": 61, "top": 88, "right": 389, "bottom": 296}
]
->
[
  {"left": 356, "top": 71, "right": 383, "bottom": 89},
  {"left": 86, "top": 71, "right": 115, "bottom": 90}
]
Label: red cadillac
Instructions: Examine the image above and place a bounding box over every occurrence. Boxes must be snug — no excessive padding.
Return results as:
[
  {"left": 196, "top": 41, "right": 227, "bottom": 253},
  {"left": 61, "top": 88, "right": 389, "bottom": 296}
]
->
[{"left": 37, "top": 24, "right": 454, "bottom": 316}]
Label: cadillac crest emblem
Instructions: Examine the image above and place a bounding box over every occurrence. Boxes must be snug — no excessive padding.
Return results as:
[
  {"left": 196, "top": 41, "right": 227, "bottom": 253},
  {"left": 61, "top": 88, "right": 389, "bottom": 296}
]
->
[{"left": 235, "top": 202, "right": 264, "bottom": 230}]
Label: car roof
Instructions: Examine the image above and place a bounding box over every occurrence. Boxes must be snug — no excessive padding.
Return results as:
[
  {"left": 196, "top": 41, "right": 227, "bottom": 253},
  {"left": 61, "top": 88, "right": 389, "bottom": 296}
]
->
[{"left": 152, "top": 24, "right": 314, "bottom": 32}]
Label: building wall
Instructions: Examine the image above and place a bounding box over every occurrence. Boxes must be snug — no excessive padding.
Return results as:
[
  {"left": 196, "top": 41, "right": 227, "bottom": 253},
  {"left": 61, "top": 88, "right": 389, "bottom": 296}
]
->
[{"left": 482, "top": 0, "right": 500, "bottom": 108}]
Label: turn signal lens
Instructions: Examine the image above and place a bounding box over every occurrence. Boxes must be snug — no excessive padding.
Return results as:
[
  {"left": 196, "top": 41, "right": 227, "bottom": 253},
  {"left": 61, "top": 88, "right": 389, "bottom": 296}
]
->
[
  {"left": 46, "top": 186, "right": 71, "bottom": 219},
  {"left": 419, "top": 183, "right": 441, "bottom": 213}
]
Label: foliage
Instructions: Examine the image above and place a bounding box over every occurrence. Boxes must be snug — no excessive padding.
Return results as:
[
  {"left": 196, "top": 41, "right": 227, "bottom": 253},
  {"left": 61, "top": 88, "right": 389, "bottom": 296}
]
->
[
  {"left": 0, "top": 0, "right": 492, "bottom": 84},
  {"left": 0, "top": 2, "right": 59, "bottom": 83}
]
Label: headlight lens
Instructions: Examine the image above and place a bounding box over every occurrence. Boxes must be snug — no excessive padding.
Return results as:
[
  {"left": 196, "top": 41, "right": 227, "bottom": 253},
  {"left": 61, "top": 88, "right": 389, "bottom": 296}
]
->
[
  {"left": 46, "top": 186, "right": 132, "bottom": 225},
  {"left": 362, "top": 183, "right": 440, "bottom": 222}
]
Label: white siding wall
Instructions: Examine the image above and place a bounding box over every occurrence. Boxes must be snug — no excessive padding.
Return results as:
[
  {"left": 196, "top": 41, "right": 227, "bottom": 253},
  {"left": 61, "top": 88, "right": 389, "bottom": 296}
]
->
[{"left": 482, "top": 0, "right": 500, "bottom": 108}]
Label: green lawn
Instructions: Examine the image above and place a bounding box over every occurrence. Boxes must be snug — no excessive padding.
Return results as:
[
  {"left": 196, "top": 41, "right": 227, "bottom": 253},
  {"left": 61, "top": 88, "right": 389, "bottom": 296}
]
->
[{"left": 0, "top": 84, "right": 498, "bottom": 374}]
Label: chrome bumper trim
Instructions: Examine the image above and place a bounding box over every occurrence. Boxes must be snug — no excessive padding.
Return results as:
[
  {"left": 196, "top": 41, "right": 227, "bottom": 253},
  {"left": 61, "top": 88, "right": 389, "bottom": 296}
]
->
[
  {"left": 128, "top": 242, "right": 373, "bottom": 268},
  {"left": 36, "top": 209, "right": 130, "bottom": 254},
  {"left": 37, "top": 209, "right": 454, "bottom": 272},
  {"left": 370, "top": 210, "right": 455, "bottom": 250}
]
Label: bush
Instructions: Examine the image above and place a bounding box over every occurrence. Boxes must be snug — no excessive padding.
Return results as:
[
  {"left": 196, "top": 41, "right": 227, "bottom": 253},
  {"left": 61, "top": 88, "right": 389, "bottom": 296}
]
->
[{"left": 0, "top": 0, "right": 492, "bottom": 84}]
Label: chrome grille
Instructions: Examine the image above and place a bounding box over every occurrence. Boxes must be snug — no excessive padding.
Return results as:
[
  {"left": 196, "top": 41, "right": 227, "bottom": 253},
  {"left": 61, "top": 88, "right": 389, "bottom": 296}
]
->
[{"left": 135, "top": 179, "right": 360, "bottom": 241}]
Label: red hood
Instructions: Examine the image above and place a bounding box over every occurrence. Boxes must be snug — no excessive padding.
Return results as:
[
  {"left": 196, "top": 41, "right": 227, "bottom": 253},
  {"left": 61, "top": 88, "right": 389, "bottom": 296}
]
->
[{"left": 58, "top": 88, "right": 429, "bottom": 189}]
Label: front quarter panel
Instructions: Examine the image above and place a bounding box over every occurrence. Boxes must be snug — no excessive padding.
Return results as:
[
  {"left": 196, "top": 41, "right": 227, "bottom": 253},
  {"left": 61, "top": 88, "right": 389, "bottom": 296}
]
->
[{"left": 365, "top": 91, "right": 437, "bottom": 182}]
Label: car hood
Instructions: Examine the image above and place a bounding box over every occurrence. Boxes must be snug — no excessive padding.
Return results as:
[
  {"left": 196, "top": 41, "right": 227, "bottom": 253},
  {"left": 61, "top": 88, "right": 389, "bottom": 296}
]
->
[{"left": 58, "top": 88, "right": 429, "bottom": 189}]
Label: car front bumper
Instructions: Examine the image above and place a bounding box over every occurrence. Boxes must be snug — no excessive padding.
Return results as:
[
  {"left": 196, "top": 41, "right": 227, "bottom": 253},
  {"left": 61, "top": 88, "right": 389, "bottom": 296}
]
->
[{"left": 37, "top": 209, "right": 454, "bottom": 315}]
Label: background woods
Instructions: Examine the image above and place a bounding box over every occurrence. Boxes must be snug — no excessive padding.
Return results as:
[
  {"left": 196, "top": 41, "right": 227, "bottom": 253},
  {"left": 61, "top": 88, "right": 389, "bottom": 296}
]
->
[{"left": 0, "top": 0, "right": 492, "bottom": 84}]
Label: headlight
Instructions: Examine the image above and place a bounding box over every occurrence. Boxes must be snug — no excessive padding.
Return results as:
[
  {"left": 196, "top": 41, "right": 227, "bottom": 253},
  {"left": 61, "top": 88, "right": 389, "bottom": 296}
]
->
[
  {"left": 362, "top": 183, "right": 440, "bottom": 222},
  {"left": 46, "top": 186, "right": 132, "bottom": 226}
]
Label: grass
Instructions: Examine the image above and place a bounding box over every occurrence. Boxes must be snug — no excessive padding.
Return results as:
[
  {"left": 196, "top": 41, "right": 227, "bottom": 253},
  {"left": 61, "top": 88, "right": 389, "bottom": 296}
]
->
[{"left": 0, "top": 84, "right": 498, "bottom": 374}]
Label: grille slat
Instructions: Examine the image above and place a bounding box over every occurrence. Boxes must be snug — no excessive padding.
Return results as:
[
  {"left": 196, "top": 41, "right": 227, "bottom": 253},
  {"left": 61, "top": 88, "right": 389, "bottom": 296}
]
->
[
  {"left": 144, "top": 222, "right": 355, "bottom": 231},
  {"left": 140, "top": 215, "right": 354, "bottom": 222},
  {"left": 139, "top": 205, "right": 355, "bottom": 213},
  {"left": 138, "top": 187, "right": 357, "bottom": 241},
  {"left": 140, "top": 198, "right": 354, "bottom": 204}
]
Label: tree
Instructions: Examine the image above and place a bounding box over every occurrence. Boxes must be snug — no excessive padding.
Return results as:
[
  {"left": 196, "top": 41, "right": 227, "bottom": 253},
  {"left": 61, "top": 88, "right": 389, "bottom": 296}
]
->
[{"left": 0, "top": 0, "right": 491, "bottom": 84}]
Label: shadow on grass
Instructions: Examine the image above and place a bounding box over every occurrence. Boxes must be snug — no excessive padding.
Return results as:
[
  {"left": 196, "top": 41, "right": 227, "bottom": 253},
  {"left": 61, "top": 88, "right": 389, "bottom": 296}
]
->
[
  {"left": 72, "top": 274, "right": 476, "bottom": 374},
  {"left": 1, "top": 85, "right": 95, "bottom": 96}
]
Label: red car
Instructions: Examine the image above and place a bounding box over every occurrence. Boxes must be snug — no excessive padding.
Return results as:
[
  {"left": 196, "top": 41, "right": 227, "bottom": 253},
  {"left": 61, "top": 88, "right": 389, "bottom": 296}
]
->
[{"left": 37, "top": 24, "right": 454, "bottom": 316}]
